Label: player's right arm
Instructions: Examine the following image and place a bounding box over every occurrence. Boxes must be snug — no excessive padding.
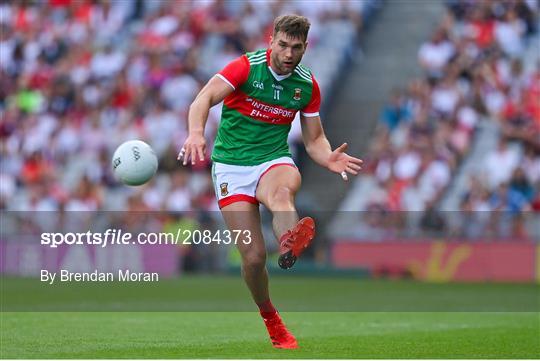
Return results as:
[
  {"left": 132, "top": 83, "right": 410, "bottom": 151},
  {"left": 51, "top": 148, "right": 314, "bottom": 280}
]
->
[
  {"left": 179, "top": 55, "right": 250, "bottom": 165},
  {"left": 179, "top": 77, "right": 234, "bottom": 165}
]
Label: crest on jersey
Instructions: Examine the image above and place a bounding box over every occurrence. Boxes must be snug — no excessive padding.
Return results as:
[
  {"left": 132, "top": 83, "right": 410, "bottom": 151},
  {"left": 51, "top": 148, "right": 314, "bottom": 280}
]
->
[
  {"left": 220, "top": 183, "right": 229, "bottom": 197},
  {"left": 293, "top": 88, "right": 302, "bottom": 101}
]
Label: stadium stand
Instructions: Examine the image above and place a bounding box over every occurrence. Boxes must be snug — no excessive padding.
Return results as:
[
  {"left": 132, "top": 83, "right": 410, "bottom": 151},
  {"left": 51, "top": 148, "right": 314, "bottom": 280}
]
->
[
  {"left": 1, "top": 0, "right": 380, "bottom": 272},
  {"left": 1, "top": 0, "right": 379, "bottom": 213},
  {"left": 332, "top": 0, "right": 539, "bottom": 240}
]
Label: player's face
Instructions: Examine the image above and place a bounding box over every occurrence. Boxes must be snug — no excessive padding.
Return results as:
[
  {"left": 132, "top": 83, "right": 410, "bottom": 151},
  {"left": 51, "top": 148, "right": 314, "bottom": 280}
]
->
[{"left": 270, "top": 32, "right": 307, "bottom": 75}]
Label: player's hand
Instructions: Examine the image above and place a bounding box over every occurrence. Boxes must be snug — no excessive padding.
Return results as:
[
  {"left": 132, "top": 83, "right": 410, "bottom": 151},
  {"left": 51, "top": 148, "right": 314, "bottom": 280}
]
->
[
  {"left": 178, "top": 133, "right": 206, "bottom": 166},
  {"left": 327, "top": 143, "right": 363, "bottom": 181}
]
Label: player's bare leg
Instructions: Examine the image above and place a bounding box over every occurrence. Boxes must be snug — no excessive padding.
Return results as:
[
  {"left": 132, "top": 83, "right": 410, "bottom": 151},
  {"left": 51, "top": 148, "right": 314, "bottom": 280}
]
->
[
  {"left": 256, "top": 165, "right": 316, "bottom": 269},
  {"left": 221, "top": 201, "right": 269, "bottom": 304},
  {"left": 220, "top": 201, "right": 298, "bottom": 349},
  {"left": 256, "top": 165, "right": 301, "bottom": 238}
]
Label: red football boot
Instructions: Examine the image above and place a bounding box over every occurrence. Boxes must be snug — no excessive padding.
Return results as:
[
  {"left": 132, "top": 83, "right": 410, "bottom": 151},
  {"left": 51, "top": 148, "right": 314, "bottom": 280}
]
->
[
  {"left": 263, "top": 313, "right": 298, "bottom": 349},
  {"left": 278, "top": 217, "right": 316, "bottom": 269}
]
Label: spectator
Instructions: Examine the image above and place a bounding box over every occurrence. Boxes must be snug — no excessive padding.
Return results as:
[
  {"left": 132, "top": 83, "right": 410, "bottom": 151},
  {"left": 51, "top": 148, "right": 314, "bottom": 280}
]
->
[
  {"left": 418, "top": 28, "right": 455, "bottom": 79},
  {"left": 379, "top": 89, "right": 410, "bottom": 132},
  {"left": 509, "top": 168, "right": 535, "bottom": 202},
  {"left": 494, "top": 9, "right": 526, "bottom": 58},
  {"left": 489, "top": 182, "right": 530, "bottom": 214},
  {"left": 483, "top": 138, "right": 520, "bottom": 189}
]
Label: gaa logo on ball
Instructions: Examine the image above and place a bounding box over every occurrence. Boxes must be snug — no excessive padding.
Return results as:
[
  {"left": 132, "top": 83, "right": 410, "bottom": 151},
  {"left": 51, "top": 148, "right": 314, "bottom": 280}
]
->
[{"left": 112, "top": 140, "right": 158, "bottom": 186}]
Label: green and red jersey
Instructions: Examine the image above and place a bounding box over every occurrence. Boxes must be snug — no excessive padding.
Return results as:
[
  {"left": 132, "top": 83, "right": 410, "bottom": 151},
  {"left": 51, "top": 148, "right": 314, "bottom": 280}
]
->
[{"left": 212, "top": 48, "right": 321, "bottom": 166}]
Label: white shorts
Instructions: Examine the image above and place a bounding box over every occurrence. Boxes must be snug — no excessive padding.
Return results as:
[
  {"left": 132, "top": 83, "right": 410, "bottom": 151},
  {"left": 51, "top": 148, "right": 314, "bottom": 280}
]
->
[{"left": 211, "top": 157, "right": 297, "bottom": 209}]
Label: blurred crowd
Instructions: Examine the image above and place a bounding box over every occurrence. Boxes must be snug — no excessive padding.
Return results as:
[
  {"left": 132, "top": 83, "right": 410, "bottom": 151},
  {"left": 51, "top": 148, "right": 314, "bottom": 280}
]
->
[
  {"left": 0, "top": 0, "right": 374, "bottom": 214},
  {"left": 3, "top": 0, "right": 538, "bottom": 249},
  {"left": 360, "top": 0, "right": 539, "bottom": 239}
]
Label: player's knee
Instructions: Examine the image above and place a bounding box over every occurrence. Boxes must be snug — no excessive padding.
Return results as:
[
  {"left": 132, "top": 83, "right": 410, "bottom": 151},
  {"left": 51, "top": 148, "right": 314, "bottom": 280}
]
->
[
  {"left": 268, "top": 186, "right": 295, "bottom": 211},
  {"left": 242, "top": 251, "right": 267, "bottom": 272}
]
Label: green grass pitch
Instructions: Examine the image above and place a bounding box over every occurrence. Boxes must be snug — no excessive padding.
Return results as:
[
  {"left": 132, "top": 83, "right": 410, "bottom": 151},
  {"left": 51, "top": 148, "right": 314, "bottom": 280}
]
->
[{"left": 1, "top": 276, "right": 539, "bottom": 358}]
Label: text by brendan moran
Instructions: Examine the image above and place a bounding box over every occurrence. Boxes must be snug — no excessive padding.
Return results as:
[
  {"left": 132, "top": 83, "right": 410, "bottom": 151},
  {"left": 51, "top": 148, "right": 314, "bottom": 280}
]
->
[{"left": 41, "top": 269, "right": 159, "bottom": 284}]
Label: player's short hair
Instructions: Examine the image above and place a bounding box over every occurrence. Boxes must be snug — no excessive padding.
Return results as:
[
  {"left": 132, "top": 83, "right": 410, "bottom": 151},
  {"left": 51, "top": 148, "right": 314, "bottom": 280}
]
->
[{"left": 273, "top": 15, "right": 311, "bottom": 42}]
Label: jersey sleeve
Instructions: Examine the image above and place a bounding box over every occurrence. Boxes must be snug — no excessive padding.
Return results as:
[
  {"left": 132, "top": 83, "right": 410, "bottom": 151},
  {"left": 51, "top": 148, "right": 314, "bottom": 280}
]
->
[
  {"left": 216, "top": 55, "right": 250, "bottom": 90},
  {"left": 301, "top": 75, "right": 321, "bottom": 117}
]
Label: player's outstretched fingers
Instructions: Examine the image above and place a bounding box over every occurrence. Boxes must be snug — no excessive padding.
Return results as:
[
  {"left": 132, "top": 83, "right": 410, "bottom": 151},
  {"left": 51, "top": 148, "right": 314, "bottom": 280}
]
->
[
  {"left": 196, "top": 145, "right": 205, "bottom": 163},
  {"left": 348, "top": 163, "right": 362, "bottom": 171},
  {"left": 345, "top": 166, "right": 358, "bottom": 175},
  {"left": 350, "top": 156, "right": 363, "bottom": 165},
  {"left": 191, "top": 145, "right": 198, "bottom": 165},
  {"left": 182, "top": 146, "right": 192, "bottom": 166},
  {"left": 337, "top": 143, "right": 348, "bottom": 153},
  {"left": 177, "top": 147, "right": 186, "bottom": 161}
]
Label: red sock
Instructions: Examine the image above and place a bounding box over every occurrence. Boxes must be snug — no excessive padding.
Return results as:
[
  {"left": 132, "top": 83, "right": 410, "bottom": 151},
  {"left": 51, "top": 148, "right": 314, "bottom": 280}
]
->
[{"left": 257, "top": 299, "right": 277, "bottom": 319}]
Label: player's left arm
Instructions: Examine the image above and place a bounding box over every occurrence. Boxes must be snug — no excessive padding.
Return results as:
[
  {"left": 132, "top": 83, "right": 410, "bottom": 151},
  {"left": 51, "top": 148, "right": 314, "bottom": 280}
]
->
[
  {"left": 299, "top": 75, "right": 363, "bottom": 181},
  {"left": 300, "top": 114, "right": 363, "bottom": 181}
]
